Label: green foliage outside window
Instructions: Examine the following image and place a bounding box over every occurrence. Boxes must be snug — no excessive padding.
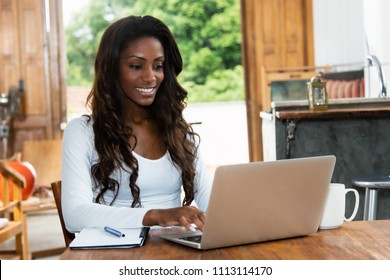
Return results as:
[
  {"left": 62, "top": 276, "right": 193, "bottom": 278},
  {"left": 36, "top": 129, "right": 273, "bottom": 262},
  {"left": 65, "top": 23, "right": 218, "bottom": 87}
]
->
[{"left": 65, "top": 0, "right": 244, "bottom": 102}]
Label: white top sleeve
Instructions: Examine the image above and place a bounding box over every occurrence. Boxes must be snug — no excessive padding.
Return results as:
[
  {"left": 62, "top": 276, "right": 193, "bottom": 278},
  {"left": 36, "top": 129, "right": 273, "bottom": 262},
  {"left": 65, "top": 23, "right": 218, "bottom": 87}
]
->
[{"left": 61, "top": 116, "right": 212, "bottom": 232}]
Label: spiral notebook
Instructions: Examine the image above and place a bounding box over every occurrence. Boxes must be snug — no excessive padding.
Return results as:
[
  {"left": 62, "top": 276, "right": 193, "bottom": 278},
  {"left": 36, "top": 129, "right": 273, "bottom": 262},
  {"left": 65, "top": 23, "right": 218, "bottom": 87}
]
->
[{"left": 69, "top": 227, "right": 149, "bottom": 249}]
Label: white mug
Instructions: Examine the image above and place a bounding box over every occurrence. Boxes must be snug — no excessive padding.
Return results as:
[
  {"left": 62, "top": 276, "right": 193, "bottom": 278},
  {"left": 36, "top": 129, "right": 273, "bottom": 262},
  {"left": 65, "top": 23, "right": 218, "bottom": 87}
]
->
[{"left": 319, "top": 183, "right": 359, "bottom": 229}]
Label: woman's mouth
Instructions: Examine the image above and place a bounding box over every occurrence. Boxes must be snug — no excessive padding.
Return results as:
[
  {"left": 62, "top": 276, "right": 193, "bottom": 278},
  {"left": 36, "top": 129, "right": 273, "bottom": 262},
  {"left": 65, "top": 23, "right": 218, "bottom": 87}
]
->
[{"left": 135, "top": 87, "right": 156, "bottom": 96}]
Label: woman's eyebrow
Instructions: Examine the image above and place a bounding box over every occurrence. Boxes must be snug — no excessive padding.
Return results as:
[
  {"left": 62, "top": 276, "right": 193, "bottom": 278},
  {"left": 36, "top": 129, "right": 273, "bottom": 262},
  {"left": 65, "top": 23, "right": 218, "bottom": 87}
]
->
[
  {"left": 126, "top": 55, "right": 165, "bottom": 61},
  {"left": 126, "top": 55, "right": 145, "bottom": 60}
]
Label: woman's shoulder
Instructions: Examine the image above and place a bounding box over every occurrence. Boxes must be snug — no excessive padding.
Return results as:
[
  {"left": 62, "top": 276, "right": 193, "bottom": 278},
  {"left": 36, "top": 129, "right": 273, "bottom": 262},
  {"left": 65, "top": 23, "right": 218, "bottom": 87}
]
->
[
  {"left": 66, "top": 115, "right": 92, "bottom": 127},
  {"left": 64, "top": 115, "right": 93, "bottom": 136}
]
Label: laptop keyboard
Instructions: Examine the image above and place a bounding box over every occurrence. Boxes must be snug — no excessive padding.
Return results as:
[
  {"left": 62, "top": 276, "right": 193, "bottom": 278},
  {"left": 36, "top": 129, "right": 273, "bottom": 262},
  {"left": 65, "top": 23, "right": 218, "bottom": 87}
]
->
[{"left": 179, "top": 235, "right": 202, "bottom": 243}]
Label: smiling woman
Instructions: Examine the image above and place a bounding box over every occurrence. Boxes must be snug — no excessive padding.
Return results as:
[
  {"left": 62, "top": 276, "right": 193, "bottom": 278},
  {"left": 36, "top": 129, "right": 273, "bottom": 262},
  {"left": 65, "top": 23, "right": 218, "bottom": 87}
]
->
[{"left": 61, "top": 15, "right": 213, "bottom": 234}]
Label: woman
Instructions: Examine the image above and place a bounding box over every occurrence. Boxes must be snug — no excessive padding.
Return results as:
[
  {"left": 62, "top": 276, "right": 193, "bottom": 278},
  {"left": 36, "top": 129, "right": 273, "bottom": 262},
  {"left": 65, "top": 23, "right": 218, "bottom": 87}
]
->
[{"left": 62, "top": 15, "right": 212, "bottom": 233}]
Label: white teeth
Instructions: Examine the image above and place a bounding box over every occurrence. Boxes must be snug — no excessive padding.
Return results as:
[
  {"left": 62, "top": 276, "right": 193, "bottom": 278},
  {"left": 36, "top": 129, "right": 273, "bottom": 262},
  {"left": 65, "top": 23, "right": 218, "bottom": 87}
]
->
[{"left": 136, "top": 87, "right": 154, "bottom": 93}]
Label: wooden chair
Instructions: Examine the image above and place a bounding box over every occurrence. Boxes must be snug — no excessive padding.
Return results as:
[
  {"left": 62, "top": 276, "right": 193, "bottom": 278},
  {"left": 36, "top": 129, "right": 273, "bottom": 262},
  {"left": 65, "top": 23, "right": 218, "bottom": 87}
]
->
[
  {"left": 0, "top": 161, "right": 29, "bottom": 259},
  {"left": 51, "top": 181, "right": 75, "bottom": 247},
  {"left": 20, "top": 139, "right": 66, "bottom": 258}
]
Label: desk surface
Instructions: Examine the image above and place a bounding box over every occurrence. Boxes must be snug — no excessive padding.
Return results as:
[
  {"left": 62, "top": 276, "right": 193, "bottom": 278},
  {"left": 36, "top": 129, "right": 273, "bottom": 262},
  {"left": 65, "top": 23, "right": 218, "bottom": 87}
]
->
[{"left": 60, "top": 220, "right": 390, "bottom": 260}]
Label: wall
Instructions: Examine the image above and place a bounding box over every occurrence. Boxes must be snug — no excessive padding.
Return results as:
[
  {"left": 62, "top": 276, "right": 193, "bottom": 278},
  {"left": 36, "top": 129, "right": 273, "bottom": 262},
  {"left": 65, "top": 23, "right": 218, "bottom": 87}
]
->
[{"left": 312, "top": 0, "right": 365, "bottom": 70}]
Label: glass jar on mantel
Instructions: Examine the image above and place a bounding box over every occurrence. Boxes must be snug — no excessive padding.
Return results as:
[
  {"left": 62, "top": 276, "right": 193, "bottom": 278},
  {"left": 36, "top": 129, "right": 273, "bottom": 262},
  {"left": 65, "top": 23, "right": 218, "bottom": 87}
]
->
[{"left": 307, "top": 73, "right": 328, "bottom": 110}]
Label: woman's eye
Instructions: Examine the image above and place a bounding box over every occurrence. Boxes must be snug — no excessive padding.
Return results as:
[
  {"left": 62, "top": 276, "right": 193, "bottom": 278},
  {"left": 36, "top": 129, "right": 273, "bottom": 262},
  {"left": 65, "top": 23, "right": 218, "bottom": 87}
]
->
[
  {"left": 129, "top": 64, "right": 141, "bottom": 70},
  {"left": 154, "top": 64, "right": 164, "bottom": 70}
]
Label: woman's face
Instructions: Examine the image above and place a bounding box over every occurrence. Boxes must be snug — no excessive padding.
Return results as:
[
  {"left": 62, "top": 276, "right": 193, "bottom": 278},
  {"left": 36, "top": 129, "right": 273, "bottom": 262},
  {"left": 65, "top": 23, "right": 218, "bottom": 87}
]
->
[{"left": 119, "top": 36, "right": 165, "bottom": 107}]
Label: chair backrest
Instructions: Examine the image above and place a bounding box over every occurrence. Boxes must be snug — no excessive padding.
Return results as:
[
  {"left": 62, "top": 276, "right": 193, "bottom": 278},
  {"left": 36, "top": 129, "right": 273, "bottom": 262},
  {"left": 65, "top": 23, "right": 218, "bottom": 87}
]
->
[
  {"left": 51, "top": 181, "right": 75, "bottom": 247},
  {"left": 0, "top": 161, "right": 28, "bottom": 259},
  {"left": 22, "top": 140, "right": 62, "bottom": 187}
]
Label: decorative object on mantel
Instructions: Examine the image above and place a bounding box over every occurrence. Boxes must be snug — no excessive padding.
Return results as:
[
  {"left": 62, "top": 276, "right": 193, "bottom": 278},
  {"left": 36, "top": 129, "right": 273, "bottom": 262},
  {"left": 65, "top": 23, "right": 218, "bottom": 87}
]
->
[{"left": 307, "top": 73, "right": 328, "bottom": 111}]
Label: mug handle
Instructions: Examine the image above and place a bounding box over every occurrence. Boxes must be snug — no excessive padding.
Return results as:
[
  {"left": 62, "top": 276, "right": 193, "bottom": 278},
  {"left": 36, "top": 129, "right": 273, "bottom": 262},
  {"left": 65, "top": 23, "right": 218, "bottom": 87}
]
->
[{"left": 344, "top": 188, "right": 359, "bottom": 222}]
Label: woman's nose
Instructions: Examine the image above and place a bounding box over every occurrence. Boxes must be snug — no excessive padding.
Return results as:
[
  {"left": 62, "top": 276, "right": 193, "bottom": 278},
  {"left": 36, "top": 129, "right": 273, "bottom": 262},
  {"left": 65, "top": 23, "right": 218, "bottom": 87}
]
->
[{"left": 142, "top": 66, "right": 156, "bottom": 82}]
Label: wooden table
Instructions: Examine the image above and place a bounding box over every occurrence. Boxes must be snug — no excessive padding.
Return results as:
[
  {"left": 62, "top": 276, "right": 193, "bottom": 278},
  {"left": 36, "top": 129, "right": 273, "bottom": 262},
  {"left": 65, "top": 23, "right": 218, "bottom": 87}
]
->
[{"left": 60, "top": 220, "right": 390, "bottom": 260}]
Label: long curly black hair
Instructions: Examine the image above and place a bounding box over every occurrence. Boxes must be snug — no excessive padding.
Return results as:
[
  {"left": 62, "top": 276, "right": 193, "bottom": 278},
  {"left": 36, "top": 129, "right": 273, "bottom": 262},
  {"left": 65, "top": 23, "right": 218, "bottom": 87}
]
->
[{"left": 86, "top": 15, "right": 199, "bottom": 208}]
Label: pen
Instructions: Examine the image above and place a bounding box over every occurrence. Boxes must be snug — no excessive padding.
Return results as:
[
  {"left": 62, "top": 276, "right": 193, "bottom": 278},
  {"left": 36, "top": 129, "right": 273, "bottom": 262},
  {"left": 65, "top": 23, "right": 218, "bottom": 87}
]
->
[{"left": 104, "top": 226, "right": 125, "bottom": 237}]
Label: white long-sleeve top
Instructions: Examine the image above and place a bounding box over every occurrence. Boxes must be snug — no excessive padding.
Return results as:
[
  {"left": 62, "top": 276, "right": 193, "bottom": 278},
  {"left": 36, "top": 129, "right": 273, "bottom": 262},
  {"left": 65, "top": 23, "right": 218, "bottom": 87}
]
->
[{"left": 62, "top": 116, "right": 212, "bottom": 233}]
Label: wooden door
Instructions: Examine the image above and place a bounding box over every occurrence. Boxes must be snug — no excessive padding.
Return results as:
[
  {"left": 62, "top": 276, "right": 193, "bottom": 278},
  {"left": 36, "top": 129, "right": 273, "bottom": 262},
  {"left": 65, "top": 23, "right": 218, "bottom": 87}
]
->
[
  {"left": 240, "top": 0, "right": 314, "bottom": 162},
  {"left": 0, "top": 0, "right": 66, "bottom": 158}
]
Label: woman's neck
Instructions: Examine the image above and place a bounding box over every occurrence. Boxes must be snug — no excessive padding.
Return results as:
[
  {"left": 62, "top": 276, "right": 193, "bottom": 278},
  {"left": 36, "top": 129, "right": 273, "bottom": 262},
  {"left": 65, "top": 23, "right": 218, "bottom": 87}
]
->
[{"left": 122, "top": 102, "right": 152, "bottom": 124}]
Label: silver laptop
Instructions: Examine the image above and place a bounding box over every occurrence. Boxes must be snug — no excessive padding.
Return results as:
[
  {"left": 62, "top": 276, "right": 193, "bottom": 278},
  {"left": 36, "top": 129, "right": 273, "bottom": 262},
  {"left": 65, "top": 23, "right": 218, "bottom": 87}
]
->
[{"left": 159, "top": 155, "right": 336, "bottom": 250}]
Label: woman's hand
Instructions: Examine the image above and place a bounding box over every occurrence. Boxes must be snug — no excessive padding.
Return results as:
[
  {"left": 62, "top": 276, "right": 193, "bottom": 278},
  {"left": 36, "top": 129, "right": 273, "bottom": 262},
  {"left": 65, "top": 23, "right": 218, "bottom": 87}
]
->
[{"left": 143, "top": 206, "right": 206, "bottom": 231}]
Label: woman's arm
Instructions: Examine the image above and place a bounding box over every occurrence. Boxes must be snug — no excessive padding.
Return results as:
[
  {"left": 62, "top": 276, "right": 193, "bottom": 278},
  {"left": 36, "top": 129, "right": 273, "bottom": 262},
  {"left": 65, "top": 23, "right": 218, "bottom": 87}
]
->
[{"left": 61, "top": 117, "right": 149, "bottom": 232}]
